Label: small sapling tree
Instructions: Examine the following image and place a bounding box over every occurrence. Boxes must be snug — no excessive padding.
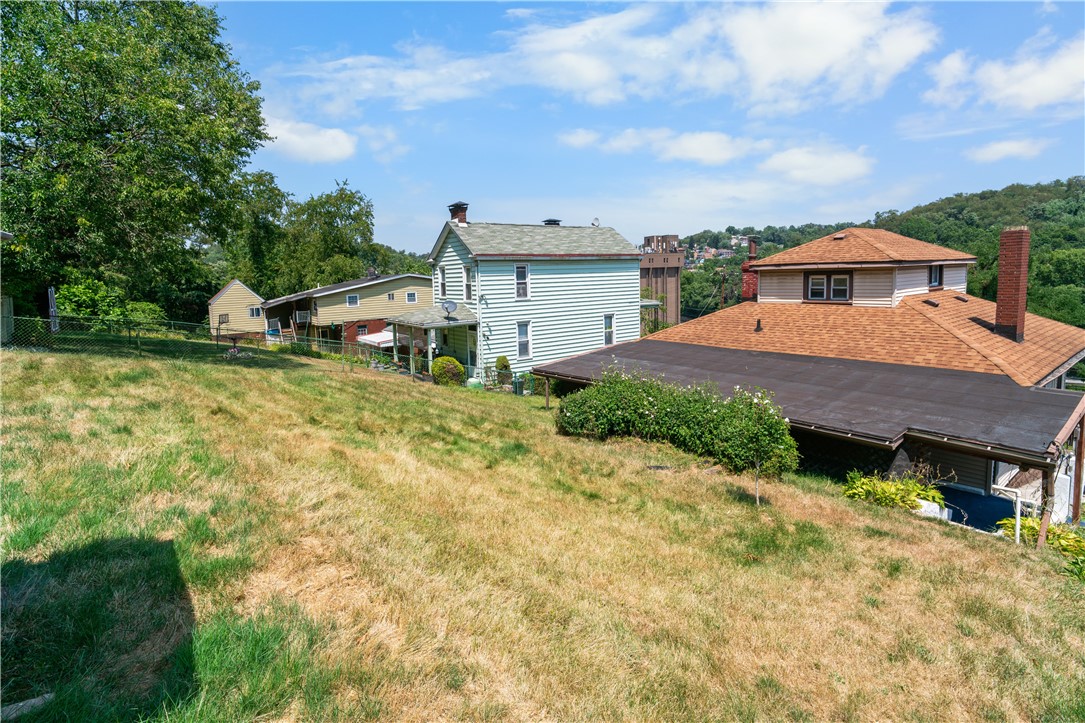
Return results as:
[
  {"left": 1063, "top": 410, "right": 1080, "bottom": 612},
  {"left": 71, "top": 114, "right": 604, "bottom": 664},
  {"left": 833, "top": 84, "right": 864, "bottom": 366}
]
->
[{"left": 718, "top": 387, "right": 799, "bottom": 505}]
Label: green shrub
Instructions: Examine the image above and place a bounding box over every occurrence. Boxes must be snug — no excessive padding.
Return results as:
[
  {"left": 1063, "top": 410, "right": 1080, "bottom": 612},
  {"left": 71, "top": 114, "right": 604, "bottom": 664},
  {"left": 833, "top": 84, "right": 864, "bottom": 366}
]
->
[
  {"left": 432, "top": 356, "right": 466, "bottom": 386},
  {"left": 996, "top": 516, "right": 1085, "bottom": 559},
  {"left": 270, "top": 342, "right": 320, "bottom": 358},
  {"left": 555, "top": 371, "right": 798, "bottom": 487},
  {"left": 843, "top": 471, "right": 945, "bottom": 510},
  {"left": 495, "top": 355, "right": 512, "bottom": 385}
]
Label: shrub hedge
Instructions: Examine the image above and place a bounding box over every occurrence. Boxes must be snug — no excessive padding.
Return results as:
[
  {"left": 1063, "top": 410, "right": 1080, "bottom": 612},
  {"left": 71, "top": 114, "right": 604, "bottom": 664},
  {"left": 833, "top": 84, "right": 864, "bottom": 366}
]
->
[
  {"left": 555, "top": 370, "right": 798, "bottom": 476},
  {"left": 432, "top": 356, "right": 466, "bottom": 386}
]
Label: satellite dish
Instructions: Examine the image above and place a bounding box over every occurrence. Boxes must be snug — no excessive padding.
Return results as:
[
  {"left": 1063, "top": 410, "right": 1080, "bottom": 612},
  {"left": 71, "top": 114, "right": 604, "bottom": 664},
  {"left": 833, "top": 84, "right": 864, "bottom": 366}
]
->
[
  {"left": 591, "top": 217, "right": 600, "bottom": 227},
  {"left": 441, "top": 299, "right": 458, "bottom": 318}
]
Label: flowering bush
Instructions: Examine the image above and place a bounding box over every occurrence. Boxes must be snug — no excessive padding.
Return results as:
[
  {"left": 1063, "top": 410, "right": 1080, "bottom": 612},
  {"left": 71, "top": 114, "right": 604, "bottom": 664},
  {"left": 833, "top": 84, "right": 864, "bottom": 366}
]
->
[{"left": 556, "top": 370, "right": 799, "bottom": 486}]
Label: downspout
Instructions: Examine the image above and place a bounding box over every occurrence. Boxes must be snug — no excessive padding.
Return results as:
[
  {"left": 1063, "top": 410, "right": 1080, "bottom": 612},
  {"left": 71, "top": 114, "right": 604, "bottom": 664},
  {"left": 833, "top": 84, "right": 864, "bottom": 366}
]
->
[{"left": 474, "top": 258, "right": 483, "bottom": 379}]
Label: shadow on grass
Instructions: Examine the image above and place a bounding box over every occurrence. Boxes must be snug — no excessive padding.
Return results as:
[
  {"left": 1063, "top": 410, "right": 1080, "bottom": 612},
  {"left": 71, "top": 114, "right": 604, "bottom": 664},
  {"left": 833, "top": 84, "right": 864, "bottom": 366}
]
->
[
  {"left": 722, "top": 483, "right": 773, "bottom": 508},
  {"left": 1, "top": 538, "right": 195, "bottom": 721}
]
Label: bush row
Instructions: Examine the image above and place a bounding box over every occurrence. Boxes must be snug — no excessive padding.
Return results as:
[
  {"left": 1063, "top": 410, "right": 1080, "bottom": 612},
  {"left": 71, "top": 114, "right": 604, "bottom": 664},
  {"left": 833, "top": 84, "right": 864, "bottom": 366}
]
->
[{"left": 555, "top": 370, "right": 798, "bottom": 476}]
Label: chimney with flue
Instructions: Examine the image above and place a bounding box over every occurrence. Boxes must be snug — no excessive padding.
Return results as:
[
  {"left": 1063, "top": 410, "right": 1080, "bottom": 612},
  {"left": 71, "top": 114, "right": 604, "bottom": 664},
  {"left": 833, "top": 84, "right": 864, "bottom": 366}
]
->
[
  {"left": 740, "top": 236, "right": 759, "bottom": 302},
  {"left": 995, "top": 226, "right": 1030, "bottom": 342},
  {"left": 448, "top": 201, "right": 468, "bottom": 224}
]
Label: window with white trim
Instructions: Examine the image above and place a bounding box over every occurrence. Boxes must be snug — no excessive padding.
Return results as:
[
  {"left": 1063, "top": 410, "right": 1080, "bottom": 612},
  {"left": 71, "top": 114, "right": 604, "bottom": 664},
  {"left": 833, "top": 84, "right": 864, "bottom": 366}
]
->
[
  {"left": 346, "top": 294, "right": 359, "bottom": 307},
  {"left": 517, "top": 321, "right": 531, "bottom": 359},
  {"left": 603, "top": 314, "right": 614, "bottom": 346},
  {"left": 248, "top": 306, "right": 262, "bottom": 318},
  {"left": 357, "top": 325, "right": 368, "bottom": 336},
  {"left": 387, "top": 292, "right": 395, "bottom": 301},
  {"left": 515, "top": 264, "right": 529, "bottom": 299},
  {"left": 406, "top": 291, "right": 417, "bottom": 303},
  {"left": 464, "top": 265, "right": 473, "bottom": 300},
  {"left": 439, "top": 267, "right": 447, "bottom": 298},
  {"left": 928, "top": 265, "right": 943, "bottom": 288},
  {"left": 805, "top": 273, "right": 851, "bottom": 302}
]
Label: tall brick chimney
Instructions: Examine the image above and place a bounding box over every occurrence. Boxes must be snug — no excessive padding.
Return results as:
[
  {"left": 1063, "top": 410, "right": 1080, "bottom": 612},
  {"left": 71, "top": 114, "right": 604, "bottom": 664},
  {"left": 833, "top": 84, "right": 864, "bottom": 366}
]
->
[
  {"left": 995, "top": 226, "right": 1030, "bottom": 342},
  {"left": 740, "top": 236, "right": 759, "bottom": 302},
  {"left": 448, "top": 201, "right": 468, "bottom": 223}
]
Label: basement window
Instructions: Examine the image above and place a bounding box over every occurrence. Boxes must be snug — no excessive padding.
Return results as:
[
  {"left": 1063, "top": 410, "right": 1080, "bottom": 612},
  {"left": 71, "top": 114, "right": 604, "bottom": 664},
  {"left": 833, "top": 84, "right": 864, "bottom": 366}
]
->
[{"left": 928, "top": 265, "right": 943, "bottom": 288}]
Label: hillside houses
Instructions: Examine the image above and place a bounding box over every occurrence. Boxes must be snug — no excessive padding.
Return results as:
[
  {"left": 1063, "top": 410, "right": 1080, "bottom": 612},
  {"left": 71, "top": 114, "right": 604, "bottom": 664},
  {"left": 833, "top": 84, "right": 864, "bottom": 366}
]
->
[{"left": 536, "top": 227, "right": 1085, "bottom": 527}]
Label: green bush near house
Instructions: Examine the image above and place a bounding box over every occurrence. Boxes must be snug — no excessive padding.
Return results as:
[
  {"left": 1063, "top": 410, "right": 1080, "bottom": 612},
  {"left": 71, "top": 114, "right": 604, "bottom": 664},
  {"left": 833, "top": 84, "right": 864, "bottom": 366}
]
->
[
  {"left": 432, "top": 356, "right": 466, "bottom": 386},
  {"left": 997, "top": 516, "right": 1085, "bottom": 581},
  {"left": 842, "top": 470, "right": 945, "bottom": 510},
  {"left": 495, "top": 355, "right": 512, "bottom": 385},
  {"left": 556, "top": 370, "right": 798, "bottom": 479}
]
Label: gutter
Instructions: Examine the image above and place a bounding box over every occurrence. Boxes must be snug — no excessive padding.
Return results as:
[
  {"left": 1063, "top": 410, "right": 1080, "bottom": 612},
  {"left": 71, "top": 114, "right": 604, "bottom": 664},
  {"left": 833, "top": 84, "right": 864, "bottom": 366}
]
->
[
  {"left": 904, "top": 430, "right": 1057, "bottom": 471},
  {"left": 750, "top": 260, "right": 975, "bottom": 271}
]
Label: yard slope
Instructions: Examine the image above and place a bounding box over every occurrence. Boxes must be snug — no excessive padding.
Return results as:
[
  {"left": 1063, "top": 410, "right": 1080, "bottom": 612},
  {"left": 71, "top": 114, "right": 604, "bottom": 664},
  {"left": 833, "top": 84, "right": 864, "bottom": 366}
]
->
[{"left": 3, "top": 351, "right": 1084, "bottom": 721}]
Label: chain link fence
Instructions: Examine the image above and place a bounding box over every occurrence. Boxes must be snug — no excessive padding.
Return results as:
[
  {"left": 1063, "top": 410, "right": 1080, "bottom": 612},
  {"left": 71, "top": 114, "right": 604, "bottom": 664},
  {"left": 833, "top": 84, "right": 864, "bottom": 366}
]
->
[{"left": 4, "top": 315, "right": 539, "bottom": 394}]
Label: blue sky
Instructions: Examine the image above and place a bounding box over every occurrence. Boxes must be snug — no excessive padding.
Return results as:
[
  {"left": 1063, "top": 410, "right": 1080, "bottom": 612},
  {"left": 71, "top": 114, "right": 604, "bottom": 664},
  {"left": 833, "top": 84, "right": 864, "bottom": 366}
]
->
[{"left": 215, "top": 1, "right": 1085, "bottom": 254}]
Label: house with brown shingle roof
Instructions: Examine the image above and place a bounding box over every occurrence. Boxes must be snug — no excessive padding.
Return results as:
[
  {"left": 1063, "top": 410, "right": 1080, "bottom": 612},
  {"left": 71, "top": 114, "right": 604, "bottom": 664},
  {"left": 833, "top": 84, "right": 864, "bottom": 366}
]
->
[{"left": 534, "top": 226, "right": 1085, "bottom": 530}]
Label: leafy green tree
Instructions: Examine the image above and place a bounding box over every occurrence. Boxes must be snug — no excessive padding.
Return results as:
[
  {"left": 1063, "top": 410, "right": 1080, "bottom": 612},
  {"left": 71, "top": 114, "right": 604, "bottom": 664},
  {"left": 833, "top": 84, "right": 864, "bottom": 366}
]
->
[
  {"left": 717, "top": 387, "right": 799, "bottom": 506},
  {"left": 220, "top": 171, "right": 290, "bottom": 294},
  {"left": 1, "top": 0, "right": 267, "bottom": 313}
]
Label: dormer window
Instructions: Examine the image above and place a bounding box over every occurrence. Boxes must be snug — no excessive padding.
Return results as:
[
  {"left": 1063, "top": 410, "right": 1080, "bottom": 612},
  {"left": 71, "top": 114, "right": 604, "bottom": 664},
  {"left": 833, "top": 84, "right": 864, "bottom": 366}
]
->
[
  {"left": 804, "top": 272, "right": 851, "bottom": 302},
  {"left": 928, "top": 265, "right": 943, "bottom": 288}
]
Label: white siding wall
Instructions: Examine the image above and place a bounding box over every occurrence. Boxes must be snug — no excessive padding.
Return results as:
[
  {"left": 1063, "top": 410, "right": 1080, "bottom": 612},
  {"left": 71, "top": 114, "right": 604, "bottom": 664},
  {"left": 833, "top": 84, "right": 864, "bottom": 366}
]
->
[
  {"left": 757, "top": 272, "right": 803, "bottom": 303},
  {"left": 478, "top": 259, "right": 641, "bottom": 373},
  {"left": 431, "top": 231, "right": 474, "bottom": 306},
  {"left": 943, "top": 264, "right": 968, "bottom": 292},
  {"left": 852, "top": 270, "right": 894, "bottom": 307},
  {"left": 892, "top": 267, "right": 930, "bottom": 306}
]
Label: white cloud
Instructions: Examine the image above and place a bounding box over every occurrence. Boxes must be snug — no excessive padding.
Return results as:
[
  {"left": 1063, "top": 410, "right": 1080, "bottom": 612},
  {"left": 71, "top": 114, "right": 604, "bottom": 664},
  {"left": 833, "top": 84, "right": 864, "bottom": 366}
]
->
[
  {"left": 265, "top": 115, "right": 357, "bottom": 163},
  {"left": 963, "top": 138, "right": 1052, "bottom": 162},
  {"left": 557, "top": 129, "right": 601, "bottom": 148},
  {"left": 356, "top": 125, "right": 410, "bottom": 163},
  {"left": 923, "top": 51, "right": 972, "bottom": 108},
  {"left": 759, "top": 145, "right": 873, "bottom": 184},
  {"left": 562, "top": 127, "right": 770, "bottom": 166},
  {"left": 273, "top": 3, "right": 937, "bottom": 117},
  {"left": 974, "top": 33, "right": 1084, "bottom": 112}
]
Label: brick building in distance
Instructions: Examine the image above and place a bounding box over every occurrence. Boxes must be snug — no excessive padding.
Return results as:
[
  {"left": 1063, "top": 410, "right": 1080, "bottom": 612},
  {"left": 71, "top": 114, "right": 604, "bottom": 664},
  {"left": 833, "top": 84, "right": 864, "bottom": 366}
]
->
[{"left": 640, "top": 234, "right": 684, "bottom": 328}]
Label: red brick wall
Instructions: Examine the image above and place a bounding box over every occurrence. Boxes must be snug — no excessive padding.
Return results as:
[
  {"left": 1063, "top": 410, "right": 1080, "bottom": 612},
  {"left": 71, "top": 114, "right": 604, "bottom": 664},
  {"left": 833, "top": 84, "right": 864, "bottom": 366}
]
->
[
  {"left": 342, "top": 319, "right": 386, "bottom": 343},
  {"left": 740, "top": 261, "right": 758, "bottom": 302},
  {"left": 995, "top": 226, "right": 1030, "bottom": 342}
]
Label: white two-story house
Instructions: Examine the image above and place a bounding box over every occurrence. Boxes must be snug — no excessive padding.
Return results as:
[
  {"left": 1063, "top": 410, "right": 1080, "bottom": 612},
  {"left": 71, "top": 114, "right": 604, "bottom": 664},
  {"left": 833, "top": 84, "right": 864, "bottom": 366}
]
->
[{"left": 385, "top": 202, "right": 641, "bottom": 378}]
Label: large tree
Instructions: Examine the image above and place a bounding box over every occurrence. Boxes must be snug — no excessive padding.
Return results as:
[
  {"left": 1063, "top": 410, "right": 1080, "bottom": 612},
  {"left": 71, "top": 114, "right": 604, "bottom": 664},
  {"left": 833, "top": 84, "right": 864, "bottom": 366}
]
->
[{"left": 1, "top": 0, "right": 267, "bottom": 315}]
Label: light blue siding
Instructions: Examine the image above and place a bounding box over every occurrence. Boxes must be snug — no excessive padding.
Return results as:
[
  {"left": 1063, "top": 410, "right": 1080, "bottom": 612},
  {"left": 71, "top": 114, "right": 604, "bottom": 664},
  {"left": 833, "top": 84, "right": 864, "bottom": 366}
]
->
[
  {"left": 477, "top": 259, "right": 641, "bottom": 373},
  {"left": 431, "top": 230, "right": 475, "bottom": 305}
]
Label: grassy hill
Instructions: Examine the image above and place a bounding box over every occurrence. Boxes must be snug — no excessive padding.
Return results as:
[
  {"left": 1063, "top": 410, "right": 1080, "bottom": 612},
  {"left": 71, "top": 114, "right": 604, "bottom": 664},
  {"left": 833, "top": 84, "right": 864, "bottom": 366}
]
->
[{"left": 4, "top": 351, "right": 1085, "bottom": 720}]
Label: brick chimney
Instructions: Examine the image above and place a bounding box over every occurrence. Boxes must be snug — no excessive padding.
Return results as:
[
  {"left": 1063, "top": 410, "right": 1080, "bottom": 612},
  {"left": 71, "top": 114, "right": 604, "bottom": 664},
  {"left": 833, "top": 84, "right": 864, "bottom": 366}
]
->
[
  {"left": 995, "top": 226, "right": 1030, "bottom": 342},
  {"left": 448, "top": 201, "right": 468, "bottom": 223},
  {"left": 740, "top": 236, "right": 759, "bottom": 302}
]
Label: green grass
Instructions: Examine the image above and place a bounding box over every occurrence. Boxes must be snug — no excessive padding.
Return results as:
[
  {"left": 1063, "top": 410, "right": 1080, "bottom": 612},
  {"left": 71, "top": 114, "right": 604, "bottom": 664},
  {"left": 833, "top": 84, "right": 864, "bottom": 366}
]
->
[{"left": 2, "top": 350, "right": 1085, "bottom": 720}]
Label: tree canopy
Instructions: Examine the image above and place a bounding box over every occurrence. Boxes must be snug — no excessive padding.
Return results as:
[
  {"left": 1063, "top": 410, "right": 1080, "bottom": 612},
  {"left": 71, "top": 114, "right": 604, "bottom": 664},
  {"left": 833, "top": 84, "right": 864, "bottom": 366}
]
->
[{"left": 1, "top": 0, "right": 267, "bottom": 315}]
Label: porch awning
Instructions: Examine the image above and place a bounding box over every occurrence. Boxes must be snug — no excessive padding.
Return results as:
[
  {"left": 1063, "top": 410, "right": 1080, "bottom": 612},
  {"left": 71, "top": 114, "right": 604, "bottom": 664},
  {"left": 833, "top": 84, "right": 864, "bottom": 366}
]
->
[
  {"left": 386, "top": 305, "right": 477, "bottom": 330},
  {"left": 357, "top": 330, "right": 395, "bottom": 349}
]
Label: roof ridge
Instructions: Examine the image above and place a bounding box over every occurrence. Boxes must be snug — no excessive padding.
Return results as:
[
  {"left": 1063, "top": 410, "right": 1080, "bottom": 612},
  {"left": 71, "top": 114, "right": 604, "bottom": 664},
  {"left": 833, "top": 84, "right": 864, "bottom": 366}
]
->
[
  {"left": 904, "top": 294, "right": 1032, "bottom": 385},
  {"left": 858, "top": 230, "right": 902, "bottom": 261}
]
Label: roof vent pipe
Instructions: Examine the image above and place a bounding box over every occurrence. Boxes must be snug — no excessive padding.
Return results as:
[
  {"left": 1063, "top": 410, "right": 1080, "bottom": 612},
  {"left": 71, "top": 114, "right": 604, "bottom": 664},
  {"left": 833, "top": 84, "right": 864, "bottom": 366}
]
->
[
  {"left": 754, "top": 318, "right": 763, "bottom": 332},
  {"left": 543, "top": 218, "right": 561, "bottom": 226},
  {"left": 448, "top": 202, "right": 468, "bottom": 223}
]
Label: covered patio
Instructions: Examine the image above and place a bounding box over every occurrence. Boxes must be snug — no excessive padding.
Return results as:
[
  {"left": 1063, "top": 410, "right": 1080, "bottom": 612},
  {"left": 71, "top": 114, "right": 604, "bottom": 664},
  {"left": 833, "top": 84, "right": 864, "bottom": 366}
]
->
[{"left": 384, "top": 305, "right": 479, "bottom": 379}]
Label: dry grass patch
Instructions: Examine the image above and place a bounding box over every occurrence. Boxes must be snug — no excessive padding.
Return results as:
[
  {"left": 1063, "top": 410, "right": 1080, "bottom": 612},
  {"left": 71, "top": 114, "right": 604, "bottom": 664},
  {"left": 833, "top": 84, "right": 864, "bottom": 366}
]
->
[{"left": 3, "top": 351, "right": 1085, "bottom": 721}]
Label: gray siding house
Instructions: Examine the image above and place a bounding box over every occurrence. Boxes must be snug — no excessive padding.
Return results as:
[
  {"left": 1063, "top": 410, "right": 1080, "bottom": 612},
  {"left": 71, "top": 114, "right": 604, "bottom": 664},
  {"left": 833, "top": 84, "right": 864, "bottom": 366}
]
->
[{"left": 386, "top": 203, "right": 641, "bottom": 377}]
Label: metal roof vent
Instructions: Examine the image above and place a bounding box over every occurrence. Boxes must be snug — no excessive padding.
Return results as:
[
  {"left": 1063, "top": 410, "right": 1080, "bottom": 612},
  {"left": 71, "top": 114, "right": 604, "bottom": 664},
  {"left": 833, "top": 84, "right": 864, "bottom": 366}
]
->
[
  {"left": 542, "top": 218, "right": 561, "bottom": 226},
  {"left": 833, "top": 233, "right": 847, "bottom": 240},
  {"left": 923, "top": 299, "right": 941, "bottom": 308}
]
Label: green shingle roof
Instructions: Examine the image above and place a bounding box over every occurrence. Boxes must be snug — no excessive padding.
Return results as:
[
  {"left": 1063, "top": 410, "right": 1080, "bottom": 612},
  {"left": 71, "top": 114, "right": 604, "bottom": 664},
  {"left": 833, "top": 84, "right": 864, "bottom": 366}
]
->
[{"left": 444, "top": 222, "right": 638, "bottom": 258}]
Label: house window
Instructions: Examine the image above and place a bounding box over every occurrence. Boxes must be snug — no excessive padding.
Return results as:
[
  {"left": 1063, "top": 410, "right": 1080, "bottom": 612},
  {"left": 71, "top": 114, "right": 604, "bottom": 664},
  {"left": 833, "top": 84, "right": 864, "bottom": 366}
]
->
[
  {"left": 929, "top": 265, "right": 943, "bottom": 288},
  {"left": 805, "top": 273, "right": 851, "bottom": 302},
  {"left": 406, "top": 292, "right": 417, "bottom": 304},
  {"left": 217, "top": 313, "right": 229, "bottom": 325},
  {"left": 515, "top": 264, "right": 529, "bottom": 299},
  {"left": 439, "top": 267, "right": 447, "bottom": 298},
  {"left": 387, "top": 292, "right": 395, "bottom": 301},
  {"left": 464, "top": 265, "right": 473, "bottom": 300},
  {"left": 517, "top": 321, "right": 531, "bottom": 359},
  {"left": 247, "top": 307, "right": 262, "bottom": 318},
  {"left": 295, "top": 310, "right": 310, "bottom": 323},
  {"left": 441, "top": 329, "right": 449, "bottom": 346},
  {"left": 357, "top": 325, "right": 368, "bottom": 337},
  {"left": 346, "top": 294, "right": 359, "bottom": 307},
  {"left": 603, "top": 314, "right": 614, "bottom": 346}
]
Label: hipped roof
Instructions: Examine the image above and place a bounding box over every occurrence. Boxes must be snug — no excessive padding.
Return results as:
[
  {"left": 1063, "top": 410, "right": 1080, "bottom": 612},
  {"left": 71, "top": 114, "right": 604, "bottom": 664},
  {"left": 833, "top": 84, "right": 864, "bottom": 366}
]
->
[
  {"left": 647, "top": 290, "right": 1085, "bottom": 387},
  {"left": 749, "top": 228, "right": 976, "bottom": 268}
]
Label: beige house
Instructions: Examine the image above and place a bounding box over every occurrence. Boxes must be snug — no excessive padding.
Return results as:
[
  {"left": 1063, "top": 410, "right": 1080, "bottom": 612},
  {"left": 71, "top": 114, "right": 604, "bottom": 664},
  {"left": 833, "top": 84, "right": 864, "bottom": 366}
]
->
[
  {"left": 263, "top": 273, "right": 433, "bottom": 343},
  {"left": 208, "top": 279, "right": 265, "bottom": 337}
]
